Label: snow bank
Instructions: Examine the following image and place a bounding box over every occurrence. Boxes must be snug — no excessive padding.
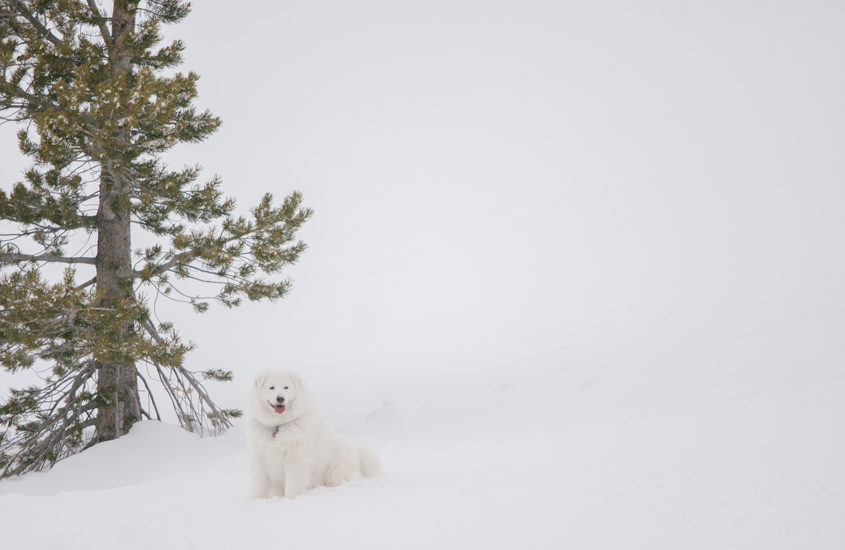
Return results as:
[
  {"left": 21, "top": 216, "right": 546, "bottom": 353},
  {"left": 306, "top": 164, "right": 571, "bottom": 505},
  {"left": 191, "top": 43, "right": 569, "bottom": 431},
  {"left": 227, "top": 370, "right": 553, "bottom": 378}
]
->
[{"left": 1, "top": 368, "right": 843, "bottom": 550}]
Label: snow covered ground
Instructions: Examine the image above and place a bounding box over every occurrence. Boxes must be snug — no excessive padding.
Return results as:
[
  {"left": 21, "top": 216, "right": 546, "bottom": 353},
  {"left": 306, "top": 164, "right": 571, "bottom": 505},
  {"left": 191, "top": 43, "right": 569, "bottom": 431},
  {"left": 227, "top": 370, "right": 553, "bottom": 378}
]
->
[
  {"left": 1, "top": 343, "right": 844, "bottom": 549},
  {"left": 2, "top": 0, "right": 845, "bottom": 547}
]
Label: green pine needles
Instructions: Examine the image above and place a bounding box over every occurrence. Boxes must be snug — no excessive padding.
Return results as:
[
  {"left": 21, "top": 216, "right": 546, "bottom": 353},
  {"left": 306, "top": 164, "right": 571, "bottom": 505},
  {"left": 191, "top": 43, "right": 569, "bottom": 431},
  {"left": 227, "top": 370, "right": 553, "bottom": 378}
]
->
[{"left": 0, "top": 0, "right": 312, "bottom": 477}]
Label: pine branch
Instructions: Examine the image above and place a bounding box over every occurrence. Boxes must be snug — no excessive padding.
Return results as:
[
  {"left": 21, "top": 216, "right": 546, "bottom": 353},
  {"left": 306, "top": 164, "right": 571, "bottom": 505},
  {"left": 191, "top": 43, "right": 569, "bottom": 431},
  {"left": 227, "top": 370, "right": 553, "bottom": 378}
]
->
[
  {"left": 6, "top": 0, "right": 67, "bottom": 48},
  {"left": 74, "top": 276, "right": 97, "bottom": 290},
  {"left": 0, "top": 215, "right": 98, "bottom": 232},
  {"left": 85, "top": 0, "right": 114, "bottom": 50},
  {"left": 138, "top": 247, "right": 198, "bottom": 277},
  {"left": 0, "top": 251, "right": 96, "bottom": 265},
  {"left": 5, "top": 83, "right": 100, "bottom": 135}
]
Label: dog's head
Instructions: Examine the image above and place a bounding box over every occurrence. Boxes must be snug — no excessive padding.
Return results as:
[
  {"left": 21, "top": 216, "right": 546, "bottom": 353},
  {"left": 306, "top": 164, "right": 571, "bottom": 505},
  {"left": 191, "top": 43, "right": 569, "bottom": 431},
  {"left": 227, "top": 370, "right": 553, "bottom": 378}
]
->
[{"left": 250, "top": 370, "right": 306, "bottom": 425}]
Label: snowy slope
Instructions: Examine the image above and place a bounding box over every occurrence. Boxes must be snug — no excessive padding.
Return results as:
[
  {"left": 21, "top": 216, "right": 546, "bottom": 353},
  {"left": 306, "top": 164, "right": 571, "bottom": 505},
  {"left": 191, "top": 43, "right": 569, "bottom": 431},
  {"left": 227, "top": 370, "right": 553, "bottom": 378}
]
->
[{"left": 1, "top": 362, "right": 843, "bottom": 550}]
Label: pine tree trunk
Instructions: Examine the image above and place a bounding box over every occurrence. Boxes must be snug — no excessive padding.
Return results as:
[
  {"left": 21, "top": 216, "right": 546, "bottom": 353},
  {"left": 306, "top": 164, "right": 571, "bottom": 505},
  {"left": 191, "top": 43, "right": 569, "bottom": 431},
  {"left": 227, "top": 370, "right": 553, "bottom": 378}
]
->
[
  {"left": 94, "top": 0, "right": 141, "bottom": 442},
  {"left": 94, "top": 164, "right": 140, "bottom": 441}
]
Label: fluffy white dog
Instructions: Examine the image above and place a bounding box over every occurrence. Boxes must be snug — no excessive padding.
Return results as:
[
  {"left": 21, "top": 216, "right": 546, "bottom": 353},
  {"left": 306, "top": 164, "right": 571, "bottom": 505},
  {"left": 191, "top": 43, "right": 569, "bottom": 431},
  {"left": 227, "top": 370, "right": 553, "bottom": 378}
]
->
[{"left": 246, "top": 370, "right": 381, "bottom": 499}]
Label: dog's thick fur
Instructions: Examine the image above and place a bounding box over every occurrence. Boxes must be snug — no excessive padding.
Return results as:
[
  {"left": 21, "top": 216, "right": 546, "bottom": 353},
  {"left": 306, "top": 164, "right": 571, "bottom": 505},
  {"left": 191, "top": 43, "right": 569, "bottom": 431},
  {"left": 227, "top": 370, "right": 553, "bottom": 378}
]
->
[{"left": 246, "top": 370, "right": 381, "bottom": 499}]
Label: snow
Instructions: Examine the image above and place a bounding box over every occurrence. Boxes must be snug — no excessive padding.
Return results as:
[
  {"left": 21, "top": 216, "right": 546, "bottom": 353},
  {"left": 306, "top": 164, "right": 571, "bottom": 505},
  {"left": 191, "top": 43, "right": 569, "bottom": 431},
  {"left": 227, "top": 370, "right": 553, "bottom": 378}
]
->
[
  {"left": 2, "top": 0, "right": 845, "bottom": 547},
  {"left": 1, "top": 358, "right": 844, "bottom": 549}
]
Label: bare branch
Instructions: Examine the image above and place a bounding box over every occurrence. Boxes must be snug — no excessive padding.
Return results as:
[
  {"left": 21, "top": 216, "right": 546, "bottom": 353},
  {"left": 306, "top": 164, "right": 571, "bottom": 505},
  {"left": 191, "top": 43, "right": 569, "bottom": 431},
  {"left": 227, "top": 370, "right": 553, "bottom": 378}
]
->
[
  {"left": 7, "top": 0, "right": 66, "bottom": 48},
  {"left": 139, "top": 319, "right": 233, "bottom": 434},
  {"left": 136, "top": 370, "right": 162, "bottom": 421},
  {"left": 139, "top": 247, "right": 200, "bottom": 278},
  {"left": 0, "top": 251, "right": 96, "bottom": 265},
  {"left": 73, "top": 276, "right": 97, "bottom": 290},
  {"left": 86, "top": 0, "right": 113, "bottom": 50}
]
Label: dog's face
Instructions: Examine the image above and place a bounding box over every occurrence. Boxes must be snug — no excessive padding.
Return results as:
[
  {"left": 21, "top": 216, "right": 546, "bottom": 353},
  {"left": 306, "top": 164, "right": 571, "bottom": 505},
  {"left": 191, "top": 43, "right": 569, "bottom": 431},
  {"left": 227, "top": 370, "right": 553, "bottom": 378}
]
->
[{"left": 251, "top": 370, "right": 305, "bottom": 425}]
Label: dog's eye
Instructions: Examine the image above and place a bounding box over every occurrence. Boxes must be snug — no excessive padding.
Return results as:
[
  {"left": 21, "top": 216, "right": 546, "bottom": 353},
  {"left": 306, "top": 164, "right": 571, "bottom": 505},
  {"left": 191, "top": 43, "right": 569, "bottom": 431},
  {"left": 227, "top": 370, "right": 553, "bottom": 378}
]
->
[
  {"left": 269, "top": 386, "right": 275, "bottom": 390},
  {"left": 284, "top": 386, "right": 289, "bottom": 390}
]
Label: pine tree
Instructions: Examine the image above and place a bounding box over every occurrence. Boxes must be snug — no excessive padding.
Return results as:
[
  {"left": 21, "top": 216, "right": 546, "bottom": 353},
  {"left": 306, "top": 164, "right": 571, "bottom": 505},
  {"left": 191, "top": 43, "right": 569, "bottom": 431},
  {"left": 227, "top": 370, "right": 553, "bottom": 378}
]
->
[{"left": 0, "top": 0, "right": 312, "bottom": 477}]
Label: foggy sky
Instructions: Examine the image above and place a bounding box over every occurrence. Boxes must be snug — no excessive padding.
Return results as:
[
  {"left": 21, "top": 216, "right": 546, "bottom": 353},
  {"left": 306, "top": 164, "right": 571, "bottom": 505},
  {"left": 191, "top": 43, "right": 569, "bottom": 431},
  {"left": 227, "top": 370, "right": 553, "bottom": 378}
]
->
[{"left": 2, "top": 0, "right": 844, "bottom": 413}]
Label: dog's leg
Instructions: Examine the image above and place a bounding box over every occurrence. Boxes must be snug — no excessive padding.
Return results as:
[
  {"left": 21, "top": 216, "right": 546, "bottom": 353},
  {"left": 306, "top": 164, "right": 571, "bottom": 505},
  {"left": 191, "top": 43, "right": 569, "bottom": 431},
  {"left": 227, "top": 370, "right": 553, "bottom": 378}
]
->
[
  {"left": 283, "top": 463, "right": 310, "bottom": 498},
  {"left": 323, "top": 447, "right": 356, "bottom": 487},
  {"left": 323, "top": 462, "right": 347, "bottom": 487},
  {"left": 251, "top": 466, "right": 271, "bottom": 499},
  {"left": 267, "top": 475, "right": 285, "bottom": 498},
  {"left": 265, "top": 458, "right": 286, "bottom": 498}
]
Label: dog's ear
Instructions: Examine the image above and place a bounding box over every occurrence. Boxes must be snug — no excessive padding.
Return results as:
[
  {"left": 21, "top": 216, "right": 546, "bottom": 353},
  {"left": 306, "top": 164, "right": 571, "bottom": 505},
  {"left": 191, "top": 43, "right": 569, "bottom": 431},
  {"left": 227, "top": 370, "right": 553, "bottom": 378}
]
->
[
  {"left": 290, "top": 373, "right": 303, "bottom": 388},
  {"left": 253, "top": 373, "right": 266, "bottom": 389}
]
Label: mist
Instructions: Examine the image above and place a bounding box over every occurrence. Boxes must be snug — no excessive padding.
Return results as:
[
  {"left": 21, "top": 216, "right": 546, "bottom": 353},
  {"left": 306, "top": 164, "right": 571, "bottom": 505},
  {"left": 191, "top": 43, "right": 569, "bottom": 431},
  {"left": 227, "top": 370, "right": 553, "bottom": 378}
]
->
[{"left": 2, "top": 0, "right": 844, "bottom": 416}]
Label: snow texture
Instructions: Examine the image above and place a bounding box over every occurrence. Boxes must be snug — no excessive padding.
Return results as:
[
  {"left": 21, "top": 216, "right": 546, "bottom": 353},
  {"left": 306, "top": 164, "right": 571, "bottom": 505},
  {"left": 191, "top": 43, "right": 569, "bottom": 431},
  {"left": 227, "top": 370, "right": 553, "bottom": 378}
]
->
[{"left": 0, "top": 364, "right": 843, "bottom": 549}]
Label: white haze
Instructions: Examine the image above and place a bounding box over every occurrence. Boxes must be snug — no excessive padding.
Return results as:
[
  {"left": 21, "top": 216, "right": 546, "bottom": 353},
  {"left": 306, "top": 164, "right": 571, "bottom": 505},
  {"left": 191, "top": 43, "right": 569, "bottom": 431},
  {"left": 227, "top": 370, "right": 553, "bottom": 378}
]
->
[
  {"left": 155, "top": 0, "right": 845, "bottom": 407},
  {"left": 0, "top": 0, "right": 843, "bottom": 471}
]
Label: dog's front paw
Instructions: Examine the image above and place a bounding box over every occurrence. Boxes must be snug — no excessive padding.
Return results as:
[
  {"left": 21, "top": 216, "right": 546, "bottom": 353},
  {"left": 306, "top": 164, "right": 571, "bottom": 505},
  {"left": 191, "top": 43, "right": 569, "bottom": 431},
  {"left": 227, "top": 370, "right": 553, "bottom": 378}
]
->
[{"left": 283, "top": 472, "right": 308, "bottom": 498}]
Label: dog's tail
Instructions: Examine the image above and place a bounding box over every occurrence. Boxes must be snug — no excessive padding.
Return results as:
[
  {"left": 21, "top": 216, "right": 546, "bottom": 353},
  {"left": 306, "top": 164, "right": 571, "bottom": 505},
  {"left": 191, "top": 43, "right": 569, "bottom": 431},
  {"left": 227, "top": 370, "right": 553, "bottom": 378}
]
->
[{"left": 357, "top": 444, "right": 382, "bottom": 478}]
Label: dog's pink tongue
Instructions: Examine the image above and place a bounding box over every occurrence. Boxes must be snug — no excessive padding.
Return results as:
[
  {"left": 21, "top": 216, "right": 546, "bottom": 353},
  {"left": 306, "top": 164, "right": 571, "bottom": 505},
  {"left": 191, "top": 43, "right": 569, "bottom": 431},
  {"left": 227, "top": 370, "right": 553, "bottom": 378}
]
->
[{"left": 272, "top": 405, "right": 286, "bottom": 414}]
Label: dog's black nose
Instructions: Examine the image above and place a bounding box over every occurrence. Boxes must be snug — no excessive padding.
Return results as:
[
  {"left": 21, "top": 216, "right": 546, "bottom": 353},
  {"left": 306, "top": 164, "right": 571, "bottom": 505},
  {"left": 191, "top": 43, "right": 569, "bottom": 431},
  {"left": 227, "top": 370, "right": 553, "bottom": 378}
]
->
[{"left": 276, "top": 395, "right": 285, "bottom": 404}]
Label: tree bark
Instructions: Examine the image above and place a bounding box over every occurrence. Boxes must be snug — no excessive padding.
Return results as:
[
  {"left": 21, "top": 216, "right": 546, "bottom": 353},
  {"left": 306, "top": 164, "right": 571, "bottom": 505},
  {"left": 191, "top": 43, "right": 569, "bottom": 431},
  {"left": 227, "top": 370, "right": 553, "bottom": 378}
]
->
[
  {"left": 94, "top": 167, "right": 140, "bottom": 441},
  {"left": 94, "top": 0, "right": 141, "bottom": 442}
]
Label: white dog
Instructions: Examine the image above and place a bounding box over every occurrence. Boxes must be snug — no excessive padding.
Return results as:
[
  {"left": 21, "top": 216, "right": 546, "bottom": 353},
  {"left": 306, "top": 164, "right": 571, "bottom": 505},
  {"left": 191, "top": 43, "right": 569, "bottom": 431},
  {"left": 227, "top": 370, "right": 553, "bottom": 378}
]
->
[{"left": 246, "top": 370, "right": 381, "bottom": 499}]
